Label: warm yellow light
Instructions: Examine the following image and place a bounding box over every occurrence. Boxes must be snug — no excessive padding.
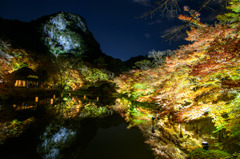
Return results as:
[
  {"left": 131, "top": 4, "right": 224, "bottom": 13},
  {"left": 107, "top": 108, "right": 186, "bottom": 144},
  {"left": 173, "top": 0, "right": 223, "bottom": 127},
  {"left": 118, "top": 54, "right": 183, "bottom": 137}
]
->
[
  {"left": 97, "top": 97, "right": 99, "bottom": 101},
  {"left": 69, "top": 93, "right": 71, "bottom": 96},
  {"left": 23, "top": 80, "right": 26, "bottom": 87},
  {"left": 84, "top": 95, "right": 86, "bottom": 100},
  {"left": 13, "top": 104, "right": 16, "bottom": 108},
  {"left": 50, "top": 98, "right": 53, "bottom": 104},
  {"left": 76, "top": 105, "right": 80, "bottom": 113},
  {"left": 35, "top": 97, "right": 38, "bottom": 102},
  {"left": 14, "top": 80, "right": 18, "bottom": 87},
  {"left": 53, "top": 94, "right": 55, "bottom": 99}
]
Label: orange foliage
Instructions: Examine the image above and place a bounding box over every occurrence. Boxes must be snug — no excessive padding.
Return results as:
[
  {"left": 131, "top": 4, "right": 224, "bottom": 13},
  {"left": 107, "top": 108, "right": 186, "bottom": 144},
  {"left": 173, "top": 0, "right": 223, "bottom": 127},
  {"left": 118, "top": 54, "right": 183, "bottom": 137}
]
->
[{"left": 116, "top": 8, "right": 240, "bottom": 130}]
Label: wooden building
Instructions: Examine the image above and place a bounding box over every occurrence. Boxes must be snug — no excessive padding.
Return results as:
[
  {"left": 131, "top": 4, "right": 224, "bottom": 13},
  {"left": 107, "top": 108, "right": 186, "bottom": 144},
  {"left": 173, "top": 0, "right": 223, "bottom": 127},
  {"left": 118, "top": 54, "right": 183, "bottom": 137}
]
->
[{"left": 12, "top": 67, "right": 39, "bottom": 88}]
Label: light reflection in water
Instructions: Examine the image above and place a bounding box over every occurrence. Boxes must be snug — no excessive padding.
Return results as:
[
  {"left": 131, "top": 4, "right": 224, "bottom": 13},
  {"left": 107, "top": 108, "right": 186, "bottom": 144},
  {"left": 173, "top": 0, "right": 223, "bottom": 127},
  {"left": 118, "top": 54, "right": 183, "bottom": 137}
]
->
[{"left": 38, "top": 126, "right": 76, "bottom": 159}]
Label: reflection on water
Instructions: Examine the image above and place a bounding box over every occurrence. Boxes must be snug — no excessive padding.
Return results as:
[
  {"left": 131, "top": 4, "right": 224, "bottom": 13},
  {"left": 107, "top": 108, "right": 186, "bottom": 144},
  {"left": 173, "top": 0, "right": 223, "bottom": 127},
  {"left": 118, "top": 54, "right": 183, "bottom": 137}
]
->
[
  {"left": 37, "top": 115, "right": 154, "bottom": 159},
  {"left": 79, "top": 122, "right": 154, "bottom": 159},
  {"left": 38, "top": 125, "right": 76, "bottom": 159},
  {"left": 0, "top": 96, "right": 154, "bottom": 159}
]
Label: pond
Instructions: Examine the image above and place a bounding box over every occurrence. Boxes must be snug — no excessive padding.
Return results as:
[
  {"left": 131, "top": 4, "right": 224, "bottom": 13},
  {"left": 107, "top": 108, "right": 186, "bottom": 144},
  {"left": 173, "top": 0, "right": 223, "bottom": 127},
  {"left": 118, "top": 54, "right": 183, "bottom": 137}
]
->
[
  {"left": 0, "top": 101, "right": 154, "bottom": 159},
  {"left": 62, "top": 115, "right": 154, "bottom": 159}
]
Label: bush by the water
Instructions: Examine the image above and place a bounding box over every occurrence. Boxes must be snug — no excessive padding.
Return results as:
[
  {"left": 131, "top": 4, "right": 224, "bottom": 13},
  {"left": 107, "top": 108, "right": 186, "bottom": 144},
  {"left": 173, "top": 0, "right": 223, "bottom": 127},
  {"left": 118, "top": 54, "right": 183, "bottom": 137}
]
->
[{"left": 188, "top": 148, "right": 232, "bottom": 159}]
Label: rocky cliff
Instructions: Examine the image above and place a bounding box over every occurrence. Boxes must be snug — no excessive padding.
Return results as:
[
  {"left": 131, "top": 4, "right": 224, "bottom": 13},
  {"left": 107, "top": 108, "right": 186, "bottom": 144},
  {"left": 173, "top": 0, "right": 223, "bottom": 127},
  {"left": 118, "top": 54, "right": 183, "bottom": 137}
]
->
[
  {"left": 0, "top": 12, "right": 102, "bottom": 59},
  {"left": 39, "top": 12, "right": 102, "bottom": 58}
]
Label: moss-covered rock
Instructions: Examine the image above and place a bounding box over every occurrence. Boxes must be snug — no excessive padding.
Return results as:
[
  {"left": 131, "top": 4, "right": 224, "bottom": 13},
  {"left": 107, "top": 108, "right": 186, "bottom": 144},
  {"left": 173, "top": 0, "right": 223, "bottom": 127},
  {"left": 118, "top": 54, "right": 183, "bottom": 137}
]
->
[{"left": 188, "top": 148, "right": 232, "bottom": 159}]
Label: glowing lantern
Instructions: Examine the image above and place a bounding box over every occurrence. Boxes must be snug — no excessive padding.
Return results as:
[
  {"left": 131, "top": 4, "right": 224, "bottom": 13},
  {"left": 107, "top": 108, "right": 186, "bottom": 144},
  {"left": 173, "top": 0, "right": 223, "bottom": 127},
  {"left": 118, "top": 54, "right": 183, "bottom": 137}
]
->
[
  {"left": 50, "top": 98, "right": 53, "bottom": 105},
  {"left": 35, "top": 97, "right": 38, "bottom": 102},
  {"left": 76, "top": 105, "right": 80, "bottom": 113},
  {"left": 84, "top": 95, "right": 86, "bottom": 100},
  {"left": 22, "top": 81, "right": 26, "bottom": 87},
  {"left": 53, "top": 94, "right": 55, "bottom": 99},
  {"left": 97, "top": 97, "right": 99, "bottom": 101},
  {"left": 202, "top": 141, "right": 209, "bottom": 150},
  {"left": 13, "top": 104, "right": 16, "bottom": 108}
]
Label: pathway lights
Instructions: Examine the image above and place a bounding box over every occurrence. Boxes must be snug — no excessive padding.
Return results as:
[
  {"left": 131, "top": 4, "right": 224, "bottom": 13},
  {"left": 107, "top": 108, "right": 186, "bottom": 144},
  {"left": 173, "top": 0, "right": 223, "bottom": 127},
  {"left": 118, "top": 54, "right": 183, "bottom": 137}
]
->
[
  {"left": 35, "top": 96, "right": 38, "bottom": 103},
  {"left": 51, "top": 98, "right": 53, "bottom": 105},
  {"left": 152, "top": 116, "right": 156, "bottom": 133},
  {"left": 202, "top": 141, "right": 209, "bottom": 150},
  {"left": 35, "top": 96, "right": 39, "bottom": 107}
]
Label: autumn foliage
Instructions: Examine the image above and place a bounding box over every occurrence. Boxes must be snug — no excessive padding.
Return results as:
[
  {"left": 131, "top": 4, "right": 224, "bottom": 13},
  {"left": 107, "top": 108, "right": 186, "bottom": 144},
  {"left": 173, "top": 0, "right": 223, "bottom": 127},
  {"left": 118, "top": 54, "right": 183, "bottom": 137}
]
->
[
  {"left": 0, "top": 41, "right": 38, "bottom": 84},
  {"left": 115, "top": 2, "right": 240, "bottom": 139}
]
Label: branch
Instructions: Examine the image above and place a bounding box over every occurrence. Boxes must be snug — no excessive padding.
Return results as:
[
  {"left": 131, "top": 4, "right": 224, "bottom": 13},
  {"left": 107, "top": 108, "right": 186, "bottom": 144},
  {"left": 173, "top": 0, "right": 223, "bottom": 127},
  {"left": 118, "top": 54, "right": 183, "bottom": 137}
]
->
[
  {"left": 162, "top": 0, "right": 214, "bottom": 41},
  {"left": 140, "top": 0, "right": 180, "bottom": 19},
  {"left": 139, "top": 0, "right": 228, "bottom": 41}
]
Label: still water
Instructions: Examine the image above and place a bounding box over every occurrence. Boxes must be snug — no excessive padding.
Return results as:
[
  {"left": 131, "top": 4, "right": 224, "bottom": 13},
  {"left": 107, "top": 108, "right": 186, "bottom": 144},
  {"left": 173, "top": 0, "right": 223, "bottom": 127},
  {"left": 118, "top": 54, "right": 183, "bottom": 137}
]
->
[
  {"left": 64, "top": 115, "right": 154, "bottom": 159},
  {"left": 0, "top": 105, "right": 154, "bottom": 159}
]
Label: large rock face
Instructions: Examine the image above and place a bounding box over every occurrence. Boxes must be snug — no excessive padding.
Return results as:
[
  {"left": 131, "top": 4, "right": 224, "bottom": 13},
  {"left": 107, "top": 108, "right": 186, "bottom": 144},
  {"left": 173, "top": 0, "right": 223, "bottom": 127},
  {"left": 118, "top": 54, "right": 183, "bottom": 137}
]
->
[
  {"left": 0, "top": 12, "right": 124, "bottom": 73},
  {"left": 0, "top": 12, "right": 102, "bottom": 59},
  {"left": 40, "top": 12, "right": 101, "bottom": 57}
]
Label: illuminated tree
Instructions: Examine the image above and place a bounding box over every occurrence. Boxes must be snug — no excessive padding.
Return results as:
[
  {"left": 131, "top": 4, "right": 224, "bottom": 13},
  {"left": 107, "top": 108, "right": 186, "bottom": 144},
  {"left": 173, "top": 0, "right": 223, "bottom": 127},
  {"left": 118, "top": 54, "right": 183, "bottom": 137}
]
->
[
  {"left": 50, "top": 53, "right": 81, "bottom": 91},
  {"left": 0, "top": 40, "right": 39, "bottom": 86},
  {"left": 0, "top": 40, "right": 11, "bottom": 77},
  {"left": 134, "top": 59, "right": 152, "bottom": 70},
  {"left": 114, "top": 1, "right": 240, "bottom": 158},
  {"left": 147, "top": 49, "right": 174, "bottom": 66},
  {"left": 117, "top": 0, "right": 240, "bottom": 137},
  {"left": 140, "top": 0, "right": 229, "bottom": 40},
  {"left": 218, "top": 0, "right": 240, "bottom": 27}
]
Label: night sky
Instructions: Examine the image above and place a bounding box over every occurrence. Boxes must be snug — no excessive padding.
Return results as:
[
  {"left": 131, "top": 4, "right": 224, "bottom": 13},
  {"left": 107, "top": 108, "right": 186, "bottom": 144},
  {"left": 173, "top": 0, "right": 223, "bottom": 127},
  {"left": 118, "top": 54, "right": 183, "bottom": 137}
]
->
[{"left": 0, "top": 0, "right": 221, "bottom": 61}]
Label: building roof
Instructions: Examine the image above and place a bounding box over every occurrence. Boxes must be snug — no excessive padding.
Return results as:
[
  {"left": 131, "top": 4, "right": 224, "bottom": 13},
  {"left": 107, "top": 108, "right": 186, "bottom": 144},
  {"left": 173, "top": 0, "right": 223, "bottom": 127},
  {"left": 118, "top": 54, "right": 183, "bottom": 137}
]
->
[{"left": 12, "top": 67, "right": 38, "bottom": 80}]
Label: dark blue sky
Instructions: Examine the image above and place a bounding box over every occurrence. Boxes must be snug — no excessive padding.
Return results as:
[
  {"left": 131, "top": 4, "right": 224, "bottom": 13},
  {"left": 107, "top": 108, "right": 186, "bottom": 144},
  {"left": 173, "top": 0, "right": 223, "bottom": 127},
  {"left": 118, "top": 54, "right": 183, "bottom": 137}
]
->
[{"left": 0, "top": 0, "right": 220, "bottom": 61}]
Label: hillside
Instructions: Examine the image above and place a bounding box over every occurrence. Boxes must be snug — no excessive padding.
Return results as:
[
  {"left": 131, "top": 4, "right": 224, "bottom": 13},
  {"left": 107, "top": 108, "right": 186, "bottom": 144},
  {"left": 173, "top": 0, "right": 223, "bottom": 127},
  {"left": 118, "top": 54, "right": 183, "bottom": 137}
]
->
[
  {"left": 1, "top": 2, "right": 240, "bottom": 158},
  {"left": 114, "top": 3, "right": 240, "bottom": 158}
]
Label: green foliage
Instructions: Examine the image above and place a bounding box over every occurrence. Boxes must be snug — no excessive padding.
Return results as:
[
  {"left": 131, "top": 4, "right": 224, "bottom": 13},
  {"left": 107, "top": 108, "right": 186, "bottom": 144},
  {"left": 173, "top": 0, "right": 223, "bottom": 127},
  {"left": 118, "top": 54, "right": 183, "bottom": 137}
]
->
[
  {"left": 229, "top": 0, "right": 240, "bottom": 12},
  {"left": 80, "top": 103, "right": 109, "bottom": 118},
  {"left": 3, "top": 118, "right": 34, "bottom": 138},
  {"left": 132, "top": 83, "right": 147, "bottom": 89},
  {"left": 233, "top": 152, "right": 240, "bottom": 159},
  {"left": 131, "top": 118, "right": 149, "bottom": 127},
  {"left": 217, "top": 0, "right": 240, "bottom": 27},
  {"left": 116, "top": 5, "right": 240, "bottom": 158},
  {"left": 81, "top": 67, "right": 109, "bottom": 83},
  {"left": 188, "top": 148, "right": 232, "bottom": 159},
  {"left": 134, "top": 59, "right": 152, "bottom": 70}
]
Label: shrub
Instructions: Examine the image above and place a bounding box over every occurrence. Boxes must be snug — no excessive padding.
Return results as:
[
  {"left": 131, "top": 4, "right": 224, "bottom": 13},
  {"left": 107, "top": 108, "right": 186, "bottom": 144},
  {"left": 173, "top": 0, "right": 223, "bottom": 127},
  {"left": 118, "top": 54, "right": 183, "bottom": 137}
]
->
[{"left": 188, "top": 148, "right": 232, "bottom": 159}]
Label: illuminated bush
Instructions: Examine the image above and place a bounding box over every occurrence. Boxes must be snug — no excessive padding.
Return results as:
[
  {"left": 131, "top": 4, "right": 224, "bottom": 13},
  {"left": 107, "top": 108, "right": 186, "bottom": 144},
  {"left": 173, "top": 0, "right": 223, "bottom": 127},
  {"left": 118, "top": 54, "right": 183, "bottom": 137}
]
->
[{"left": 188, "top": 148, "right": 232, "bottom": 159}]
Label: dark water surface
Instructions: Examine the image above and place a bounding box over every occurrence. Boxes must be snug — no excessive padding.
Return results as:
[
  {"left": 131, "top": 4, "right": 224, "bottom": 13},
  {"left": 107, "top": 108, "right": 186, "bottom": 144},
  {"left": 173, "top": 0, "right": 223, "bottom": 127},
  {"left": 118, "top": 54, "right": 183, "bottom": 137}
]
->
[
  {"left": 68, "top": 115, "right": 154, "bottom": 159},
  {"left": 0, "top": 111, "right": 154, "bottom": 159}
]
